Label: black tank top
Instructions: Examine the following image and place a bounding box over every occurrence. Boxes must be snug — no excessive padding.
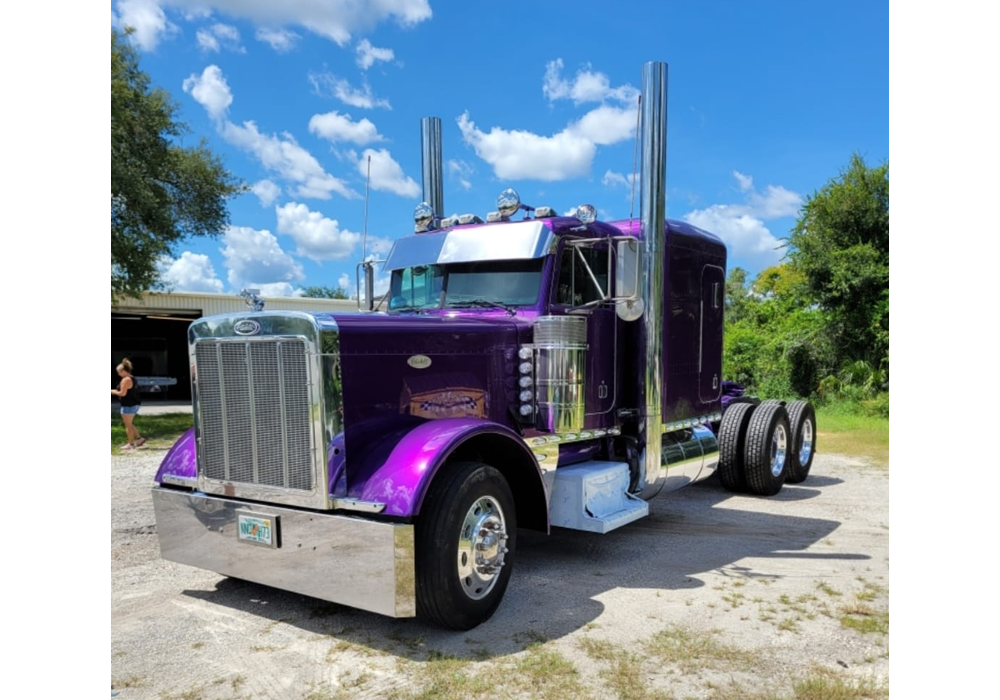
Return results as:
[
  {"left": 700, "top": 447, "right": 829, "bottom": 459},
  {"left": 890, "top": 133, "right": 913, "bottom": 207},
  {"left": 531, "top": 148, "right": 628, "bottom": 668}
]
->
[{"left": 119, "top": 375, "right": 141, "bottom": 407}]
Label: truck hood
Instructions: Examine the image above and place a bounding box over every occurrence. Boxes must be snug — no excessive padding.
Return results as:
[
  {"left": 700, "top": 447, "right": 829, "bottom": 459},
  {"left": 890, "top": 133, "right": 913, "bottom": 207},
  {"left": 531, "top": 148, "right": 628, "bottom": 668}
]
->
[{"left": 329, "top": 313, "right": 529, "bottom": 497}]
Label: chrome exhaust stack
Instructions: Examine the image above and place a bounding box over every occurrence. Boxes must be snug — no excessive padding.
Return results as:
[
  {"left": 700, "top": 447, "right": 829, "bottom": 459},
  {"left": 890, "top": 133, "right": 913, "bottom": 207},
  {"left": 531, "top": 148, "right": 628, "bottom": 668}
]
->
[
  {"left": 636, "top": 61, "right": 668, "bottom": 500},
  {"left": 420, "top": 116, "right": 444, "bottom": 218}
]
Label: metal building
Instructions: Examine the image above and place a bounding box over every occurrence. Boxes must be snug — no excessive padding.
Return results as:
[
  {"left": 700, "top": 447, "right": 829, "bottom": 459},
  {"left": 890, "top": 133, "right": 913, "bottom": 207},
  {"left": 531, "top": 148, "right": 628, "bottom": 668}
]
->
[{"left": 112, "top": 292, "right": 357, "bottom": 401}]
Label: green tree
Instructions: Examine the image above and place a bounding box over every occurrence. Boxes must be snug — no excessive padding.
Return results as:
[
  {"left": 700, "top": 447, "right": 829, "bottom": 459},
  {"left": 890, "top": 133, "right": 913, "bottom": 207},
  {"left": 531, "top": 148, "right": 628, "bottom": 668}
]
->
[
  {"left": 111, "top": 29, "right": 243, "bottom": 300},
  {"left": 787, "top": 153, "right": 889, "bottom": 375},
  {"left": 301, "top": 285, "right": 350, "bottom": 300}
]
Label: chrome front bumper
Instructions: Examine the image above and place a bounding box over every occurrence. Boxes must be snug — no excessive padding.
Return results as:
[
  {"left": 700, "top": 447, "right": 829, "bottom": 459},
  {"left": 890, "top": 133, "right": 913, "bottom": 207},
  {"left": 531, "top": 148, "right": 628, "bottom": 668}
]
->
[{"left": 151, "top": 487, "right": 416, "bottom": 617}]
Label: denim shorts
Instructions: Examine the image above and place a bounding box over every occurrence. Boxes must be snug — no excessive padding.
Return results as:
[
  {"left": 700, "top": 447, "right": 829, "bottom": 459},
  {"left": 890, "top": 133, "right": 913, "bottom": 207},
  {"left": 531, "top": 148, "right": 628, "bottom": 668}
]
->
[{"left": 120, "top": 405, "right": 141, "bottom": 415}]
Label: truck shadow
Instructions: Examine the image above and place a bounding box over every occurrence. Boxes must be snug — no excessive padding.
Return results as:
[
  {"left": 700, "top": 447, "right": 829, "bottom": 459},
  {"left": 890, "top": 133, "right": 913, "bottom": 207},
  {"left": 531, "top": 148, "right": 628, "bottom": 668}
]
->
[{"left": 182, "top": 475, "right": 858, "bottom": 662}]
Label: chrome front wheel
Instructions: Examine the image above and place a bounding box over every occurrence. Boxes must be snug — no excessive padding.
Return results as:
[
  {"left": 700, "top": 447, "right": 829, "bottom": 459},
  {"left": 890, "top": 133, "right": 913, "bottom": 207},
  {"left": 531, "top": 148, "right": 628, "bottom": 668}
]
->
[{"left": 457, "top": 496, "right": 509, "bottom": 600}]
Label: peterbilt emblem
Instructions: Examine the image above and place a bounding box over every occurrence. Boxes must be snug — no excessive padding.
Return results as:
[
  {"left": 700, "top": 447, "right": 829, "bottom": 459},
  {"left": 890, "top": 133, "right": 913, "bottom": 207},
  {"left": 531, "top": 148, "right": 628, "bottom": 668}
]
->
[
  {"left": 407, "top": 354, "right": 432, "bottom": 369},
  {"left": 234, "top": 319, "right": 261, "bottom": 336}
]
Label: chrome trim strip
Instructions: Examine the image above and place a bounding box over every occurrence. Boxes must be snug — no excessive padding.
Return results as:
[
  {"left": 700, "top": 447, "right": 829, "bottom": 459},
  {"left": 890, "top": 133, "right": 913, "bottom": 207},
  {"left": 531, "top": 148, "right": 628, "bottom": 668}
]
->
[
  {"left": 247, "top": 343, "right": 259, "bottom": 485},
  {"left": 277, "top": 341, "right": 290, "bottom": 489},
  {"left": 332, "top": 498, "right": 387, "bottom": 514},
  {"left": 216, "top": 343, "right": 229, "bottom": 480},
  {"left": 161, "top": 474, "right": 196, "bottom": 488},
  {"left": 152, "top": 487, "right": 415, "bottom": 617}
]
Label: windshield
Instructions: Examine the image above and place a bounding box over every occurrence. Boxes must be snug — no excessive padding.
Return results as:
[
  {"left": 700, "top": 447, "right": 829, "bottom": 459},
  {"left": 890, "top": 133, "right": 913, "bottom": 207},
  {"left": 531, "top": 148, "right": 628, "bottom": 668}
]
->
[{"left": 388, "top": 259, "right": 544, "bottom": 312}]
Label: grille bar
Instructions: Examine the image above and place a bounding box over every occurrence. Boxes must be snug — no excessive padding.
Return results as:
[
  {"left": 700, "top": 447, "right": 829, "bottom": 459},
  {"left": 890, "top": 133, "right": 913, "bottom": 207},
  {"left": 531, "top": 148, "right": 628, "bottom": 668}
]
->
[{"left": 195, "top": 338, "right": 314, "bottom": 492}]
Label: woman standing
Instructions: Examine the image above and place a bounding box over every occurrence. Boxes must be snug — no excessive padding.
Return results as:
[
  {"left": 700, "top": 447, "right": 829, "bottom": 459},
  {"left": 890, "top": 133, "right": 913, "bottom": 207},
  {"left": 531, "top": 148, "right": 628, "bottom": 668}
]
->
[{"left": 112, "top": 358, "right": 145, "bottom": 451}]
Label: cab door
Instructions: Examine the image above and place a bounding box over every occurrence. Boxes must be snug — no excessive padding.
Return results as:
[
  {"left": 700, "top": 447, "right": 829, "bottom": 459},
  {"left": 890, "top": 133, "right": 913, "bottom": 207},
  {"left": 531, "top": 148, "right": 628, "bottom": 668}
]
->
[{"left": 552, "top": 240, "right": 616, "bottom": 421}]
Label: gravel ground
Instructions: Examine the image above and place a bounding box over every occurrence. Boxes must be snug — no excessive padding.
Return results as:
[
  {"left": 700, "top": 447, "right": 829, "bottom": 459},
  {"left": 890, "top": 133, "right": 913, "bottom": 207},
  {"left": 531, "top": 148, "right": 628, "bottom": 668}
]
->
[{"left": 111, "top": 447, "right": 889, "bottom": 699}]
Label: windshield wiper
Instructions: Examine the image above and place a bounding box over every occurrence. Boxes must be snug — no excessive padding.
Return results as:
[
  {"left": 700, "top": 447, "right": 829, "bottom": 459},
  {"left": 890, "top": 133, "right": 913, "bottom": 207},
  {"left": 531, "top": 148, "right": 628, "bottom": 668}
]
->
[
  {"left": 390, "top": 304, "right": 428, "bottom": 314},
  {"left": 447, "top": 299, "right": 517, "bottom": 316}
]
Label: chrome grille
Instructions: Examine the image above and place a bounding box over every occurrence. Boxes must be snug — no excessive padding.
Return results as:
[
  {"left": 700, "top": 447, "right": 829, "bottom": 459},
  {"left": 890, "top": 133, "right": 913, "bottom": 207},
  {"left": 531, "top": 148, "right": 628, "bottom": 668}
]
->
[{"left": 195, "top": 338, "right": 314, "bottom": 491}]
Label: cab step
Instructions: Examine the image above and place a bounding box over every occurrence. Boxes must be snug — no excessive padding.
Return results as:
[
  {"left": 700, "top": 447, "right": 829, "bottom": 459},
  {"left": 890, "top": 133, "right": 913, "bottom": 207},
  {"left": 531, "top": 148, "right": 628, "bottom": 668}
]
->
[{"left": 548, "top": 460, "right": 649, "bottom": 534}]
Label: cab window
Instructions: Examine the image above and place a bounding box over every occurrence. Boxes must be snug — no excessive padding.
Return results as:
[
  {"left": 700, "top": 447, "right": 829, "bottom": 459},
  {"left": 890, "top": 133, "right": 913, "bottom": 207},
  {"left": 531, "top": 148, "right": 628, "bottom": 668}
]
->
[{"left": 556, "top": 244, "right": 609, "bottom": 306}]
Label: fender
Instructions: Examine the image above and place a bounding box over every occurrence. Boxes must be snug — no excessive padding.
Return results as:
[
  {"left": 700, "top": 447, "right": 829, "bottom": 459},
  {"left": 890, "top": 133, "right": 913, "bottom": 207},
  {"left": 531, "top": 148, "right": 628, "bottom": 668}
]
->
[
  {"left": 154, "top": 428, "right": 197, "bottom": 484},
  {"left": 153, "top": 422, "right": 550, "bottom": 532},
  {"left": 354, "top": 418, "right": 549, "bottom": 531}
]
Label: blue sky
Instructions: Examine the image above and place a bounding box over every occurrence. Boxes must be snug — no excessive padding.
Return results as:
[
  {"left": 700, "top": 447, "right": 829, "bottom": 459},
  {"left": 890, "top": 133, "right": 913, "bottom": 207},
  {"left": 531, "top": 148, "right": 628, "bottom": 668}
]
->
[{"left": 111, "top": 0, "right": 888, "bottom": 297}]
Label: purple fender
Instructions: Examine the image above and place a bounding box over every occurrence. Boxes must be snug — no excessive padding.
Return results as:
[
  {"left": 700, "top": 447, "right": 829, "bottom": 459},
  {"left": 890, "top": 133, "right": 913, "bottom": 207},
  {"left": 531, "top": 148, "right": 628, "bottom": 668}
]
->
[
  {"left": 354, "top": 418, "right": 549, "bottom": 531},
  {"left": 154, "top": 428, "right": 197, "bottom": 483}
]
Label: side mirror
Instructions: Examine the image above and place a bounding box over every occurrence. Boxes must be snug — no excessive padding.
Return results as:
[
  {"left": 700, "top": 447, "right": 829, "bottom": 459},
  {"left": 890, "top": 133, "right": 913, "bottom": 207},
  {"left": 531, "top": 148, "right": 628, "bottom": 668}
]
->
[{"left": 615, "top": 239, "right": 644, "bottom": 321}]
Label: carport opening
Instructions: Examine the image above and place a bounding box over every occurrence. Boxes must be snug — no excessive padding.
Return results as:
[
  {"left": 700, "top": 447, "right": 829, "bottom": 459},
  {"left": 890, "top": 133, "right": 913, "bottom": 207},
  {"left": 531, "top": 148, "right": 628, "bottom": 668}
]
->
[{"left": 112, "top": 311, "right": 200, "bottom": 402}]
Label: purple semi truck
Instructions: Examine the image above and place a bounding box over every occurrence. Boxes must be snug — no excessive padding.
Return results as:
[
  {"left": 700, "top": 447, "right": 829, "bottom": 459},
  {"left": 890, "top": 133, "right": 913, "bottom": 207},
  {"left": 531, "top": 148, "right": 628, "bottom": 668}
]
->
[{"left": 151, "top": 62, "right": 816, "bottom": 630}]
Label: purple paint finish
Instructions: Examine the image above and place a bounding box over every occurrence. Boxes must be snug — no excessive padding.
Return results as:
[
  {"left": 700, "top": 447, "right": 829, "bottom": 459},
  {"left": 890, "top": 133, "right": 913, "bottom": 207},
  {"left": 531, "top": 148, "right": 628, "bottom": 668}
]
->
[
  {"left": 354, "top": 418, "right": 540, "bottom": 517},
  {"left": 608, "top": 218, "right": 728, "bottom": 422},
  {"left": 153, "top": 428, "right": 197, "bottom": 483}
]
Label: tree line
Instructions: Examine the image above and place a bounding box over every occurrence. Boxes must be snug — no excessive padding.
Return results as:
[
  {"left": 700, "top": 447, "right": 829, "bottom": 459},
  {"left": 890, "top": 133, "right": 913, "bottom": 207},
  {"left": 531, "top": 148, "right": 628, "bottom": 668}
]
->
[{"left": 724, "top": 154, "right": 889, "bottom": 416}]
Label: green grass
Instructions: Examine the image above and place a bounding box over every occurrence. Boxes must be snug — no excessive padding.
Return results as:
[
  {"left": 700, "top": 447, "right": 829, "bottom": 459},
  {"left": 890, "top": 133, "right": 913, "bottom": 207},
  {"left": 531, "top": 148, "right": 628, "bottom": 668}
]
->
[
  {"left": 111, "top": 412, "right": 192, "bottom": 454},
  {"left": 815, "top": 405, "right": 888, "bottom": 466}
]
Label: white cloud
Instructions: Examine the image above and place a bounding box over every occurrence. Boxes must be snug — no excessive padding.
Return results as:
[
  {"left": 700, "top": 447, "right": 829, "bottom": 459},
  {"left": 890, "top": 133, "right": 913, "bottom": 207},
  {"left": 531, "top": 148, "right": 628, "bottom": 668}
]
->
[
  {"left": 251, "top": 179, "right": 281, "bottom": 207},
  {"left": 222, "top": 225, "right": 305, "bottom": 291},
  {"left": 542, "top": 58, "right": 639, "bottom": 105},
  {"left": 684, "top": 206, "right": 783, "bottom": 265},
  {"left": 196, "top": 23, "right": 244, "bottom": 53},
  {"left": 182, "top": 64, "right": 355, "bottom": 201},
  {"left": 308, "top": 72, "right": 391, "bottom": 109},
  {"left": 112, "top": 0, "right": 177, "bottom": 51},
  {"left": 457, "top": 111, "right": 596, "bottom": 181},
  {"left": 458, "top": 59, "right": 638, "bottom": 182},
  {"left": 566, "top": 104, "right": 635, "bottom": 146},
  {"left": 275, "top": 202, "right": 362, "bottom": 260},
  {"left": 182, "top": 65, "right": 232, "bottom": 121},
  {"left": 680, "top": 171, "right": 804, "bottom": 266},
  {"left": 366, "top": 236, "right": 394, "bottom": 255},
  {"left": 255, "top": 27, "right": 300, "bottom": 52},
  {"left": 157, "top": 252, "right": 224, "bottom": 293},
  {"left": 356, "top": 39, "right": 395, "bottom": 70},
  {"left": 748, "top": 184, "right": 803, "bottom": 219},
  {"left": 308, "top": 110, "right": 384, "bottom": 145},
  {"left": 124, "top": 1, "right": 430, "bottom": 47},
  {"left": 338, "top": 273, "right": 350, "bottom": 289},
  {"left": 602, "top": 170, "right": 636, "bottom": 189},
  {"left": 733, "top": 170, "right": 754, "bottom": 192},
  {"left": 357, "top": 149, "right": 420, "bottom": 197},
  {"left": 256, "top": 282, "right": 300, "bottom": 297},
  {"left": 221, "top": 120, "right": 358, "bottom": 200},
  {"left": 447, "top": 159, "right": 473, "bottom": 190}
]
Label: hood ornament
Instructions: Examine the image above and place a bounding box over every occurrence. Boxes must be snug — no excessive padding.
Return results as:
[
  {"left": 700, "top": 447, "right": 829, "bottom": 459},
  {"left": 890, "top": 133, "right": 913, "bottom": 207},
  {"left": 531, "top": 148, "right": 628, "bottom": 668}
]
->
[{"left": 239, "top": 288, "right": 264, "bottom": 312}]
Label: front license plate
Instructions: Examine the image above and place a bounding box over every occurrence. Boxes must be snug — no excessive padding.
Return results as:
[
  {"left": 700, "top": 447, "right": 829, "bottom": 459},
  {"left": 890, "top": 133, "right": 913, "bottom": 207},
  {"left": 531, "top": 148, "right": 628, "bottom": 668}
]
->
[{"left": 236, "top": 511, "right": 279, "bottom": 548}]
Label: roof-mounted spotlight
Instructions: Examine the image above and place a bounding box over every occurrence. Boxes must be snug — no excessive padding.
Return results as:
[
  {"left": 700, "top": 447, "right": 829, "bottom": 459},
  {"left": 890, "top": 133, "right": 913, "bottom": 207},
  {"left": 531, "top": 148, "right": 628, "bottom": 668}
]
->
[
  {"left": 497, "top": 188, "right": 521, "bottom": 219},
  {"left": 574, "top": 203, "right": 597, "bottom": 224}
]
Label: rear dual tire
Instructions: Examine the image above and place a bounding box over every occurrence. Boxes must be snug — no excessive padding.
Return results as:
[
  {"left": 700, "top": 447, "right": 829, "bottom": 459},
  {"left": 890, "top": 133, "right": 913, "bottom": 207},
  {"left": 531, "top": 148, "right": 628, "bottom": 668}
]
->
[
  {"left": 785, "top": 400, "right": 816, "bottom": 483},
  {"left": 743, "top": 403, "right": 791, "bottom": 496}
]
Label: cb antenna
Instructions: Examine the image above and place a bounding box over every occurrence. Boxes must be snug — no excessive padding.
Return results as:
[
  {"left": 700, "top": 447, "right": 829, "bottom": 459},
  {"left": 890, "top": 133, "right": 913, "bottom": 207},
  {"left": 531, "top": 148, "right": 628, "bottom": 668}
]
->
[{"left": 362, "top": 154, "right": 371, "bottom": 261}]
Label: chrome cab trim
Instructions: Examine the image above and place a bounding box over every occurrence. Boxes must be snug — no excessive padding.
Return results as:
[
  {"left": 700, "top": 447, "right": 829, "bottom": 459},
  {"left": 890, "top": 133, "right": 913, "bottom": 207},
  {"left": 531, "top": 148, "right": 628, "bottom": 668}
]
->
[
  {"left": 383, "top": 220, "right": 555, "bottom": 271},
  {"left": 189, "top": 311, "right": 343, "bottom": 511},
  {"left": 152, "top": 487, "right": 415, "bottom": 618},
  {"left": 332, "top": 497, "right": 386, "bottom": 514}
]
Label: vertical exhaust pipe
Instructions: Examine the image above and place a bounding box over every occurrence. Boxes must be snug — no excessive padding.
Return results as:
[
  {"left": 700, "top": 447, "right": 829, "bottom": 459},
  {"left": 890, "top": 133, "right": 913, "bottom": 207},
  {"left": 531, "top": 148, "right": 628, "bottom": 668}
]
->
[
  {"left": 637, "top": 61, "right": 668, "bottom": 500},
  {"left": 420, "top": 117, "right": 444, "bottom": 218}
]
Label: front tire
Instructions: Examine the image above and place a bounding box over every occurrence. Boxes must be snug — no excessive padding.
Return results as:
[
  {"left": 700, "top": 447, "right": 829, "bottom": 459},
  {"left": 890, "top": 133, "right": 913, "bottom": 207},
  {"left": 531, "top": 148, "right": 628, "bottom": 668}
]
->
[
  {"left": 744, "top": 403, "right": 791, "bottom": 496},
  {"left": 785, "top": 400, "right": 816, "bottom": 483},
  {"left": 415, "top": 461, "right": 516, "bottom": 629}
]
